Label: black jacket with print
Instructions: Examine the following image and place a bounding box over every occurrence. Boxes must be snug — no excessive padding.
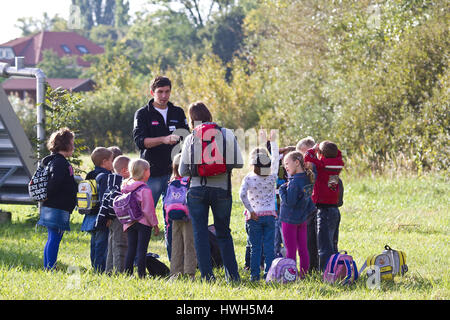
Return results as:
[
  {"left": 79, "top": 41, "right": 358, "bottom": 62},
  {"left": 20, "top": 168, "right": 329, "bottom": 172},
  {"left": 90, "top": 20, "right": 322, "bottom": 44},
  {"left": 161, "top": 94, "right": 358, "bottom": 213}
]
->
[
  {"left": 133, "top": 99, "right": 189, "bottom": 177},
  {"left": 42, "top": 153, "right": 78, "bottom": 213}
]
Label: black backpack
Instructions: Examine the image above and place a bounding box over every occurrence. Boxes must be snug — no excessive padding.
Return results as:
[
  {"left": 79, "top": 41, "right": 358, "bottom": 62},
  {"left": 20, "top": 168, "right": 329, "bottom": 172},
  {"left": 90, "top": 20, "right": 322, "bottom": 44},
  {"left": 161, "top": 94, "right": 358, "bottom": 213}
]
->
[{"left": 208, "top": 225, "right": 223, "bottom": 268}]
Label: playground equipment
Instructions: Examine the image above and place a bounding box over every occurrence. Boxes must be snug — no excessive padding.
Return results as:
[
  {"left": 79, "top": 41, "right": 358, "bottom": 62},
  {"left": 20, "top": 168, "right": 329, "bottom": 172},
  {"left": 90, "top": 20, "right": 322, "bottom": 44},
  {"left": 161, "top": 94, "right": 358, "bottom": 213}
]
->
[{"left": 0, "top": 57, "right": 46, "bottom": 204}]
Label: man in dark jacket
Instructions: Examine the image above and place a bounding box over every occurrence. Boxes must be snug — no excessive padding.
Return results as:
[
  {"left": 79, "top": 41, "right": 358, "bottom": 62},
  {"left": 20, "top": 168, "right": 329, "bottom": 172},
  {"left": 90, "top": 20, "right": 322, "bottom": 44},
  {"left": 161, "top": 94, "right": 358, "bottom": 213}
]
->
[{"left": 133, "top": 76, "right": 189, "bottom": 259}]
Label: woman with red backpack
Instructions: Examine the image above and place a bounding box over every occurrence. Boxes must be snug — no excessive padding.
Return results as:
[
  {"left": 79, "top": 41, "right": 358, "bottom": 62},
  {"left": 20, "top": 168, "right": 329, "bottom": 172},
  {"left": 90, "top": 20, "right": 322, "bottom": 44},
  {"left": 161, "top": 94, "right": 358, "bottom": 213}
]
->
[{"left": 179, "top": 102, "right": 243, "bottom": 282}]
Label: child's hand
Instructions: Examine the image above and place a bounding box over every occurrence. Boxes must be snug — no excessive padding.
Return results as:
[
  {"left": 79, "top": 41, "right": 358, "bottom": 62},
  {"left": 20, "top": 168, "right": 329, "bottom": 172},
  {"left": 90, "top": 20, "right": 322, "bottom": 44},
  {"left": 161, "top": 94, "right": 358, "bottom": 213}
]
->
[
  {"left": 153, "top": 225, "right": 160, "bottom": 236},
  {"left": 313, "top": 143, "right": 320, "bottom": 152},
  {"left": 250, "top": 212, "right": 259, "bottom": 221},
  {"left": 258, "top": 129, "right": 267, "bottom": 145},
  {"left": 269, "top": 129, "right": 277, "bottom": 142}
]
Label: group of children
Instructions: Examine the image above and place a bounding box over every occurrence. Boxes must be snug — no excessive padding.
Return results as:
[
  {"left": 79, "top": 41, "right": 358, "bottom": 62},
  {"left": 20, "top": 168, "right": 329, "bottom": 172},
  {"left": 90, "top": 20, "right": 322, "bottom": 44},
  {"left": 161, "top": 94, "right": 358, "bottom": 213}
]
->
[
  {"left": 39, "top": 127, "right": 343, "bottom": 282},
  {"left": 79, "top": 146, "right": 194, "bottom": 280},
  {"left": 78, "top": 146, "right": 158, "bottom": 278},
  {"left": 240, "top": 132, "right": 344, "bottom": 281}
]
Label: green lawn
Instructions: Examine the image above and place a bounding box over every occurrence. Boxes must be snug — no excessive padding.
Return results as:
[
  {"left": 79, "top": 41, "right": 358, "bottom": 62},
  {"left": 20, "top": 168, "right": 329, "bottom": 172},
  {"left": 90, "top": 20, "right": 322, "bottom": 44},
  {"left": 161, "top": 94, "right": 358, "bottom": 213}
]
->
[{"left": 0, "top": 171, "right": 448, "bottom": 300}]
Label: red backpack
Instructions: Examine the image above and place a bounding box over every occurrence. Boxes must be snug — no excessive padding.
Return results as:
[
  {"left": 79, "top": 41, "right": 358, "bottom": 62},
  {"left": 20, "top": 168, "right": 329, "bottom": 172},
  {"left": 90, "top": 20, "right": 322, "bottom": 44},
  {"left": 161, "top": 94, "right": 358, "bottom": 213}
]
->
[{"left": 190, "top": 122, "right": 228, "bottom": 178}]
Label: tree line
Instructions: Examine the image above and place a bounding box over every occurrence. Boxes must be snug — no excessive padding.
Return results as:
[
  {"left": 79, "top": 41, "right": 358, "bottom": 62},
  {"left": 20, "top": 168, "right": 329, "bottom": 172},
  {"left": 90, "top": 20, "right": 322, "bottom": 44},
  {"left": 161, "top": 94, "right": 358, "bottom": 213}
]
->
[{"left": 10, "top": 0, "right": 449, "bottom": 174}]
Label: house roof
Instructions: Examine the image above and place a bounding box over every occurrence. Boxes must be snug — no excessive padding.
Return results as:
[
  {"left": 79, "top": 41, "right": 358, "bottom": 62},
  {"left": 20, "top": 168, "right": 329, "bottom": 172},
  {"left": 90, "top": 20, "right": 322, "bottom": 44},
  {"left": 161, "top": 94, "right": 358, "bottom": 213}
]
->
[
  {"left": 0, "top": 31, "right": 104, "bottom": 67},
  {"left": 1, "top": 78, "right": 95, "bottom": 92}
]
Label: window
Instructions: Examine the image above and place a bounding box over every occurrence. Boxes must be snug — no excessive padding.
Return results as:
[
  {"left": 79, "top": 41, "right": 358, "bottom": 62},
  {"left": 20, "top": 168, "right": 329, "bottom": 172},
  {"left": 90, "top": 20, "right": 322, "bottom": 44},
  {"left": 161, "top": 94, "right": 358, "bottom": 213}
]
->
[
  {"left": 61, "top": 45, "right": 71, "bottom": 53},
  {"left": 76, "top": 45, "right": 89, "bottom": 54},
  {"left": 0, "top": 47, "right": 15, "bottom": 59}
]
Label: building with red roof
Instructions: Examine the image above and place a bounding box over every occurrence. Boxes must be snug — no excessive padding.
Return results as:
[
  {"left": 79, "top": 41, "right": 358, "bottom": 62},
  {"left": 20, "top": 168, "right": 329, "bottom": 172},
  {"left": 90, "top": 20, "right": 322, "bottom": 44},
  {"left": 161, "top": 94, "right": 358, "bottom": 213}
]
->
[
  {"left": 1, "top": 78, "right": 96, "bottom": 102},
  {"left": 0, "top": 31, "right": 104, "bottom": 67}
]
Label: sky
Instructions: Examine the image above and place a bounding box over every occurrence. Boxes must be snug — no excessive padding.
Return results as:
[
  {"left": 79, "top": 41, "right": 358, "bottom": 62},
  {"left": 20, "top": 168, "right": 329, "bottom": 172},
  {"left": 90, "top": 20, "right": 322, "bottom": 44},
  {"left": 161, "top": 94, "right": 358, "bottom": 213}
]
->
[{"left": 0, "top": 0, "right": 149, "bottom": 44}]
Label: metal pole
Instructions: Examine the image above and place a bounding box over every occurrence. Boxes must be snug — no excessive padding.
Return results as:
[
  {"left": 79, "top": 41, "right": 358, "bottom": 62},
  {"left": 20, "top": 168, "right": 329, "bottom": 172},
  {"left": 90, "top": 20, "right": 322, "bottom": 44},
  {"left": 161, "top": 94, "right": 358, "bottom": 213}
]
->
[
  {"left": 0, "top": 57, "right": 47, "bottom": 163},
  {"left": 36, "top": 75, "right": 46, "bottom": 161}
]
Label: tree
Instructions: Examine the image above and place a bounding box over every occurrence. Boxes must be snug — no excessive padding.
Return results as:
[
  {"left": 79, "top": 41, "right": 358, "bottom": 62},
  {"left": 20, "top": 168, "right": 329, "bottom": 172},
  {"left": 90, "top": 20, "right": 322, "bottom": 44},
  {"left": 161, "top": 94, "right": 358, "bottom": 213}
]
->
[
  {"left": 70, "top": 0, "right": 130, "bottom": 29},
  {"left": 148, "top": 0, "right": 236, "bottom": 28},
  {"left": 37, "top": 50, "right": 82, "bottom": 79},
  {"left": 15, "top": 13, "right": 69, "bottom": 36},
  {"left": 115, "top": 0, "right": 130, "bottom": 28},
  {"left": 246, "top": 0, "right": 449, "bottom": 172},
  {"left": 124, "top": 8, "right": 202, "bottom": 72},
  {"left": 71, "top": 0, "right": 94, "bottom": 30},
  {"left": 77, "top": 54, "right": 146, "bottom": 152},
  {"left": 209, "top": 6, "right": 245, "bottom": 64},
  {"left": 133, "top": 0, "right": 250, "bottom": 67}
]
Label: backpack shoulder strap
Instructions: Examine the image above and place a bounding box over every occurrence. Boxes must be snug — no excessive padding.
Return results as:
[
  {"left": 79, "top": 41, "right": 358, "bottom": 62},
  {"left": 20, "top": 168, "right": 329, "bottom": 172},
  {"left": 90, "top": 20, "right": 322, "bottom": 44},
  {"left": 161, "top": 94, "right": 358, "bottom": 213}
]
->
[
  {"left": 134, "top": 184, "right": 148, "bottom": 193},
  {"left": 359, "top": 260, "right": 367, "bottom": 275},
  {"left": 329, "top": 253, "right": 341, "bottom": 273},
  {"left": 352, "top": 260, "right": 358, "bottom": 281},
  {"left": 343, "top": 260, "right": 353, "bottom": 284}
]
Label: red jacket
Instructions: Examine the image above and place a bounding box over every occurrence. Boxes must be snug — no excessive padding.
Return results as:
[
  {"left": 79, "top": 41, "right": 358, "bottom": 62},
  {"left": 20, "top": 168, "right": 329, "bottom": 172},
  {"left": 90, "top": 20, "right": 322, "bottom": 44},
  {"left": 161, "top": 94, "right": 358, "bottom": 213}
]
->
[{"left": 304, "top": 148, "right": 344, "bottom": 205}]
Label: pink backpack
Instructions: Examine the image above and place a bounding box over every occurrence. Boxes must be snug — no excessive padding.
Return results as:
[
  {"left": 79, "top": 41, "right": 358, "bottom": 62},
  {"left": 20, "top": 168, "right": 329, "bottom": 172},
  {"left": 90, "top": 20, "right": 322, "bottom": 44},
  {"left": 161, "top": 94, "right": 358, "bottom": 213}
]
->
[
  {"left": 323, "top": 251, "right": 359, "bottom": 285},
  {"left": 266, "top": 258, "right": 298, "bottom": 283}
]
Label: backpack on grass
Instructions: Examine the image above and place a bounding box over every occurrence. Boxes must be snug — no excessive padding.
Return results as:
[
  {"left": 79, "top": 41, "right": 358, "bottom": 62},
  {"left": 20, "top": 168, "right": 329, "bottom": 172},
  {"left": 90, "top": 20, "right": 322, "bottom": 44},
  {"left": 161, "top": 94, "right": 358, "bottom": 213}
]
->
[
  {"left": 112, "top": 185, "right": 147, "bottom": 225},
  {"left": 77, "top": 179, "right": 98, "bottom": 214},
  {"left": 359, "top": 245, "right": 408, "bottom": 280},
  {"left": 266, "top": 258, "right": 298, "bottom": 284},
  {"left": 208, "top": 224, "right": 223, "bottom": 268},
  {"left": 146, "top": 253, "right": 170, "bottom": 278},
  {"left": 323, "top": 251, "right": 358, "bottom": 285}
]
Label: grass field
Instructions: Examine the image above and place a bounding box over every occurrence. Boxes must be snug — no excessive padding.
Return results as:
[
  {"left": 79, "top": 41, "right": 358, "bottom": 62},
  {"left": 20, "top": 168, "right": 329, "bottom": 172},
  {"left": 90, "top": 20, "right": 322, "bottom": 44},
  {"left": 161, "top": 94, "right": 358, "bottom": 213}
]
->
[{"left": 0, "top": 169, "right": 449, "bottom": 300}]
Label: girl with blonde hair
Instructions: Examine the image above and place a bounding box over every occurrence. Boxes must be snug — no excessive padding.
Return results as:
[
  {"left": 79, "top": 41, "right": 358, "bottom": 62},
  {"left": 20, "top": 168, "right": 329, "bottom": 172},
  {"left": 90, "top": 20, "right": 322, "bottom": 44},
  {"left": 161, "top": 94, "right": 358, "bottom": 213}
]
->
[{"left": 121, "top": 159, "right": 160, "bottom": 278}]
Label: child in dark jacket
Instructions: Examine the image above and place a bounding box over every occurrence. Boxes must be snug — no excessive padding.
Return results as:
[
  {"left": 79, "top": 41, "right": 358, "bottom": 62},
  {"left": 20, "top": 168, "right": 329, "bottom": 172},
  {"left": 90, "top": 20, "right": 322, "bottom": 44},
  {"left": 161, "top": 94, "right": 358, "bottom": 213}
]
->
[
  {"left": 37, "top": 128, "right": 77, "bottom": 270},
  {"left": 279, "top": 151, "right": 316, "bottom": 278},
  {"left": 80, "top": 147, "right": 113, "bottom": 273},
  {"left": 304, "top": 141, "right": 344, "bottom": 271}
]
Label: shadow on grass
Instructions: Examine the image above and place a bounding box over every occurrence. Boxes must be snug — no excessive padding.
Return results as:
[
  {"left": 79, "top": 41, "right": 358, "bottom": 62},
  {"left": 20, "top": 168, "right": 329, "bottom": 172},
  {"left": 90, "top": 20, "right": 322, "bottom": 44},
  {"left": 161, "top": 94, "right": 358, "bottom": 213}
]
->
[
  {"left": 0, "top": 218, "right": 91, "bottom": 272},
  {"left": 0, "top": 246, "right": 44, "bottom": 271}
]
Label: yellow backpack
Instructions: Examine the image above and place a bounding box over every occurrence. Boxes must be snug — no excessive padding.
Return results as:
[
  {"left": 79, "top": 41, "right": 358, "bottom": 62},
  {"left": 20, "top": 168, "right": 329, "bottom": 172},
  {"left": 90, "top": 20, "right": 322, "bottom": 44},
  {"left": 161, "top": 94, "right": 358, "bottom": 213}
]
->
[
  {"left": 77, "top": 179, "right": 98, "bottom": 214},
  {"left": 359, "top": 245, "right": 408, "bottom": 280}
]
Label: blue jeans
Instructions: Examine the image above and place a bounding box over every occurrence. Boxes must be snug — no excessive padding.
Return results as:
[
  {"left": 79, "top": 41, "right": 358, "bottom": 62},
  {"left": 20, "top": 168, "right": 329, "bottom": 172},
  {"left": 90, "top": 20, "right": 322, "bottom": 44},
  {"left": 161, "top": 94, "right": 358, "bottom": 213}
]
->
[
  {"left": 43, "top": 227, "right": 64, "bottom": 270},
  {"left": 245, "top": 223, "right": 265, "bottom": 269},
  {"left": 147, "top": 174, "right": 171, "bottom": 259},
  {"left": 317, "top": 206, "right": 341, "bottom": 271},
  {"left": 247, "top": 216, "right": 275, "bottom": 281},
  {"left": 90, "top": 228, "right": 109, "bottom": 273},
  {"left": 307, "top": 211, "right": 319, "bottom": 271},
  {"left": 187, "top": 186, "right": 240, "bottom": 282},
  {"left": 274, "top": 216, "right": 283, "bottom": 257}
]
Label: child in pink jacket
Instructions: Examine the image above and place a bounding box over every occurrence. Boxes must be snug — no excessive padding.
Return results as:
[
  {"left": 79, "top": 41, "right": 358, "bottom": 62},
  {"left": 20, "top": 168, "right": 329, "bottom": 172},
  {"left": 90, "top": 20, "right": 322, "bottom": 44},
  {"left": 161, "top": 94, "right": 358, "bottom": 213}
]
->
[{"left": 122, "top": 159, "right": 159, "bottom": 278}]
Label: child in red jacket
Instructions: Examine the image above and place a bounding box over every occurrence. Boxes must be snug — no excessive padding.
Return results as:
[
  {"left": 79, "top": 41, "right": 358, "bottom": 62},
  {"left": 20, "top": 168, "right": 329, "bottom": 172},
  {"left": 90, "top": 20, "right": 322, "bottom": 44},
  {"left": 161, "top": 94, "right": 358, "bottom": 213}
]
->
[{"left": 304, "top": 141, "right": 344, "bottom": 272}]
